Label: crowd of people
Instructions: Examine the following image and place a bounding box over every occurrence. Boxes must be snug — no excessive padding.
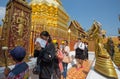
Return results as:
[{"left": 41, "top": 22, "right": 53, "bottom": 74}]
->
[{"left": 3, "top": 31, "right": 89, "bottom": 79}]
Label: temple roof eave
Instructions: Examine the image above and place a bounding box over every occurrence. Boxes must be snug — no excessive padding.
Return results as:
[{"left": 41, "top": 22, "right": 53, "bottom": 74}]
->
[
  {"left": 69, "top": 20, "right": 84, "bottom": 31},
  {"left": 69, "top": 20, "right": 87, "bottom": 35}
]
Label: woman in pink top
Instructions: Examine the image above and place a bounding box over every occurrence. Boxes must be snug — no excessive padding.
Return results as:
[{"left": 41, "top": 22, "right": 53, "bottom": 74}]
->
[
  {"left": 54, "top": 42, "right": 64, "bottom": 79},
  {"left": 57, "top": 47, "right": 64, "bottom": 72}
]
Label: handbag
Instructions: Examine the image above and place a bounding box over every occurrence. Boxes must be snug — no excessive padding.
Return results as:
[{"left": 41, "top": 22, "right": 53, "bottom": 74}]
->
[
  {"left": 62, "top": 55, "right": 71, "bottom": 63},
  {"left": 32, "top": 64, "right": 41, "bottom": 75},
  {"left": 32, "top": 56, "right": 41, "bottom": 75}
]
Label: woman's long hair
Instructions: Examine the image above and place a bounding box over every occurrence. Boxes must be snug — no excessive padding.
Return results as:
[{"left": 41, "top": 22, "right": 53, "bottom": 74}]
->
[{"left": 48, "top": 36, "right": 52, "bottom": 43}]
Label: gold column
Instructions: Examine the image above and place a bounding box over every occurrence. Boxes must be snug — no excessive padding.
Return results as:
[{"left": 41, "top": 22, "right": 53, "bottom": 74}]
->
[{"left": 68, "top": 29, "right": 71, "bottom": 49}]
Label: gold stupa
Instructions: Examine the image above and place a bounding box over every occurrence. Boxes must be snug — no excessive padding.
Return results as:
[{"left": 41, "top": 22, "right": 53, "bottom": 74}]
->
[
  {"left": 88, "top": 21, "right": 118, "bottom": 78},
  {"left": 29, "top": 0, "right": 70, "bottom": 56}
]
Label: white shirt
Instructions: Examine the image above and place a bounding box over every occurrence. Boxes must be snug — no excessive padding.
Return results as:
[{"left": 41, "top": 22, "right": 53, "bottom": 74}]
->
[
  {"left": 64, "top": 46, "right": 70, "bottom": 56},
  {"left": 78, "top": 42, "right": 85, "bottom": 50},
  {"left": 74, "top": 42, "right": 80, "bottom": 50}
]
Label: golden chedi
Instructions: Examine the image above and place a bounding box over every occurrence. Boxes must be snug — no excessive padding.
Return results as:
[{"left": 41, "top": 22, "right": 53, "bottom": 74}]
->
[{"left": 29, "top": 0, "right": 70, "bottom": 55}]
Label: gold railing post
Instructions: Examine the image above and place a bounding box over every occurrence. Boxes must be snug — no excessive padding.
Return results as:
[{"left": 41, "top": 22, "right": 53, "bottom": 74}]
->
[
  {"left": 68, "top": 29, "right": 71, "bottom": 48},
  {"left": 2, "top": 46, "right": 8, "bottom": 68}
]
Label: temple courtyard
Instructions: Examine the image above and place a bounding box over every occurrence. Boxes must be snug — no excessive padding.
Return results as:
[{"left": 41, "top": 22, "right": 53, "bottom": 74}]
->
[{"left": 0, "top": 51, "right": 120, "bottom": 79}]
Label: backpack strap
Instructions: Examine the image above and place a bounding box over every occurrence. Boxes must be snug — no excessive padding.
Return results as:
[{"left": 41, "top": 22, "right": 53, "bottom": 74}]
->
[{"left": 10, "top": 62, "right": 28, "bottom": 76}]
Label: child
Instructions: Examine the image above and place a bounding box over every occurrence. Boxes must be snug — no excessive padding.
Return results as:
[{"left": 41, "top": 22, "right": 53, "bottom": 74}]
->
[{"left": 4, "top": 46, "right": 29, "bottom": 79}]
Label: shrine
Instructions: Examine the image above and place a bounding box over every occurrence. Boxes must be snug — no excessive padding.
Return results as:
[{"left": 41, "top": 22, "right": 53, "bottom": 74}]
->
[
  {"left": 0, "top": 0, "right": 31, "bottom": 66},
  {"left": 2, "top": 0, "right": 31, "bottom": 51}
]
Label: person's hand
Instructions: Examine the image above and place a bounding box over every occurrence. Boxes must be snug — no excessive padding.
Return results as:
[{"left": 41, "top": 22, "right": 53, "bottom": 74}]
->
[
  {"left": 4, "top": 67, "right": 11, "bottom": 77},
  {"left": 35, "top": 42, "right": 41, "bottom": 51}
]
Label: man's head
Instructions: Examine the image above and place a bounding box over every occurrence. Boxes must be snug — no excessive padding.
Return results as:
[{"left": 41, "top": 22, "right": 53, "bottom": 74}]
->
[{"left": 10, "top": 46, "right": 26, "bottom": 62}]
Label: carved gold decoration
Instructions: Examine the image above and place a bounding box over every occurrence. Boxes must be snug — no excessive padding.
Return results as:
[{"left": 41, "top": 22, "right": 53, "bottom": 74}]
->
[
  {"left": 2, "top": 0, "right": 31, "bottom": 51},
  {"left": 29, "top": 0, "right": 70, "bottom": 54}
]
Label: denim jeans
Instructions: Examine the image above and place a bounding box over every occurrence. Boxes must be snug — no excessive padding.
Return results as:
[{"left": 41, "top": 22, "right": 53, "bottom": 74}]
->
[{"left": 62, "top": 62, "right": 68, "bottom": 79}]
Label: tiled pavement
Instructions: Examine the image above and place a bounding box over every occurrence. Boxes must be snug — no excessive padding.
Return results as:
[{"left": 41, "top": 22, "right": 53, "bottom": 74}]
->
[
  {"left": 0, "top": 51, "right": 95, "bottom": 79},
  {"left": 64, "top": 60, "right": 92, "bottom": 79}
]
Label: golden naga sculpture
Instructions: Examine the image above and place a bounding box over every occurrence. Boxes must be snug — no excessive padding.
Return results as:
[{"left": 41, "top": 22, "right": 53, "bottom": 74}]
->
[
  {"left": 113, "top": 43, "right": 120, "bottom": 68},
  {"left": 88, "top": 21, "right": 118, "bottom": 78},
  {"left": 95, "top": 38, "right": 118, "bottom": 78}
]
